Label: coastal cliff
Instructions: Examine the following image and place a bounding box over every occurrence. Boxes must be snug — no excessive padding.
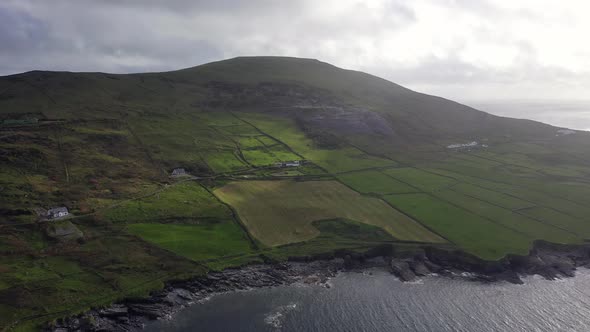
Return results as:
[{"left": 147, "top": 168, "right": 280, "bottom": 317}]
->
[{"left": 48, "top": 241, "right": 590, "bottom": 331}]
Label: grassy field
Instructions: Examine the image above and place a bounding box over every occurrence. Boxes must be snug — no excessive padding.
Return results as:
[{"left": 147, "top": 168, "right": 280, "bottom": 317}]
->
[
  {"left": 384, "top": 193, "right": 533, "bottom": 260},
  {"left": 434, "top": 189, "right": 581, "bottom": 244},
  {"left": 338, "top": 170, "right": 418, "bottom": 194},
  {"left": 127, "top": 221, "right": 255, "bottom": 261},
  {"left": 203, "top": 151, "right": 248, "bottom": 173},
  {"left": 214, "top": 180, "right": 445, "bottom": 246},
  {"left": 104, "top": 181, "right": 232, "bottom": 223},
  {"left": 519, "top": 207, "right": 590, "bottom": 237},
  {"left": 263, "top": 218, "right": 401, "bottom": 261},
  {"left": 382, "top": 168, "right": 456, "bottom": 192},
  {"left": 449, "top": 182, "right": 534, "bottom": 210}
]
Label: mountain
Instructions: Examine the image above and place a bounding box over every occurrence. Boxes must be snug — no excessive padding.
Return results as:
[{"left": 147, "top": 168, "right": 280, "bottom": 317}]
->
[{"left": 2, "top": 56, "right": 590, "bottom": 330}]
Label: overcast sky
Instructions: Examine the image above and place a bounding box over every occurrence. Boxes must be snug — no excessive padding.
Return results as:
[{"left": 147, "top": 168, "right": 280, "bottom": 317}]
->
[{"left": 1, "top": 0, "right": 589, "bottom": 101}]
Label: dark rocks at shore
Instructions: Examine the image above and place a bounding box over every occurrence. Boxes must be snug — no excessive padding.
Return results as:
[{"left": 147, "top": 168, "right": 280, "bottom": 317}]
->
[
  {"left": 47, "top": 261, "right": 343, "bottom": 332},
  {"left": 386, "top": 241, "right": 590, "bottom": 284},
  {"left": 47, "top": 241, "right": 590, "bottom": 332},
  {"left": 390, "top": 261, "right": 416, "bottom": 282},
  {"left": 409, "top": 260, "right": 430, "bottom": 276}
]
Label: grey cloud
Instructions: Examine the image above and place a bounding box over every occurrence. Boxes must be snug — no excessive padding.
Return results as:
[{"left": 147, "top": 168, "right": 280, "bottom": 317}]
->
[
  {"left": 379, "top": 56, "right": 578, "bottom": 86},
  {"left": 0, "top": 6, "right": 51, "bottom": 54},
  {"left": 0, "top": 1, "right": 224, "bottom": 73},
  {"left": 0, "top": 0, "right": 587, "bottom": 100},
  {"left": 97, "top": 0, "right": 302, "bottom": 14},
  {"left": 0, "top": 0, "right": 415, "bottom": 75}
]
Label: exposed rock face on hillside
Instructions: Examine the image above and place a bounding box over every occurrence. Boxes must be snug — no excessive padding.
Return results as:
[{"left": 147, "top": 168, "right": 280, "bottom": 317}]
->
[
  {"left": 302, "top": 108, "right": 395, "bottom": 137},
  {"left": 201, "top": 81, "right": 337, "bottom": 109},
  {"left": 201, "top": 79, "right": 397, "bottom": 141}
]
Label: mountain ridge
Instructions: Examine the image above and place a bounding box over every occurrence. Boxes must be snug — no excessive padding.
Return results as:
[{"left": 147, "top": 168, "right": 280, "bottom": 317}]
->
[{"left": 0, "top": 56, "right": 568, "bottom": 145}]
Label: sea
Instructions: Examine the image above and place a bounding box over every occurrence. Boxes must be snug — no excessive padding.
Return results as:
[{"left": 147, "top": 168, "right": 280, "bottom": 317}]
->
[
  {"left": 145, "top": 268, "right": 590, "bottom": 332},
  {"left": 465, "top": 100, "right": 590, "bottom": 131},
  {"left": 145, "top": 100, "right": 590, "bottom": 332}
]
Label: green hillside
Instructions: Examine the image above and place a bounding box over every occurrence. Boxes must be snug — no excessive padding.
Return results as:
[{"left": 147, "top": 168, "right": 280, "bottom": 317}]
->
[{"left": 2, "top": 56, "right": 590, "bottom": 330}]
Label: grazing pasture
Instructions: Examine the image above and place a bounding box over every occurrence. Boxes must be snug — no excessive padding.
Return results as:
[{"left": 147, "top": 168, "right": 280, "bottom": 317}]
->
[
  {"left": 382, "top": 168, "right": 456, "bottom": 192},
  {"left": 127, "top": 222, "right": 255, "bottom": 261},
  {"left": 519, "top": 206, "right": 590, "bottom": 238},
  {"left": 104, "top": 181, "right": 232, "bottom": 223},
  {"left": 203, "top": 151, "right": 248, "bottom": 173},
  {"left": 338, "top": 170, "right": 417, "bottom": 194},
  {"left": 384, "top": 193, "right": 532, "bottom": 260},
  {"left": 434, "top": 189, "right": 581, "bottom": 244}
]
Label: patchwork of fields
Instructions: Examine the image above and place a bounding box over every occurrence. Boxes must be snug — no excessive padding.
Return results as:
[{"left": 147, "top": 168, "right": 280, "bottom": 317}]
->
[
  {"left": 3, "top": 111, "right": 590, "bottom": 331},
  {"left": 4, "top": 111, "right": 590, "bottom": 265},
  {"left": 214, "top": 180, "right": 444, "bottom": 246},
  {"left": 129, "top": 112, "right": 302, "bottom": 175},
  {"left": 337, "top": 162, "right": 588, "bottom": 259}
]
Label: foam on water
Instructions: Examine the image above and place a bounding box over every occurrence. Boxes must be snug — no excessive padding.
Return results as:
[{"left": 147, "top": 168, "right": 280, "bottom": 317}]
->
[{"left": 263, "top": 303, "right": 298, "bottom": 330}]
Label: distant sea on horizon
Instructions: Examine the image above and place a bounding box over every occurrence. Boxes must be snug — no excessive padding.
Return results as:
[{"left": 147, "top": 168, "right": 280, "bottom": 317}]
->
[{"left": 464, "top": 100, "right": 590, "bottom": 131}]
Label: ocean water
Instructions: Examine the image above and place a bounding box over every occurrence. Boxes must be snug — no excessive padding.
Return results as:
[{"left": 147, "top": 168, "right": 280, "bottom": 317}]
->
[
  {"left": 145, "top": 269, "right": 590, "bottom": 332},
  {"left": 465, "top": 100, "right": 590, "bottom": 131}
]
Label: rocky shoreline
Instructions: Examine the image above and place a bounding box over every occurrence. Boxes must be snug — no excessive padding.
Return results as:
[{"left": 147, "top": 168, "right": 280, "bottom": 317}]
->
[{"left": 48, "top": 241, "right": 590, "bottom": 332}]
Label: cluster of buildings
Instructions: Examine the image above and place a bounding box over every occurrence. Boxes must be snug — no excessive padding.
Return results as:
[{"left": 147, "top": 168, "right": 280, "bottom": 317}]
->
[
  {"left": 45, "top": 206, "right": 69, "bottom": 220},
  {"left": 446, "top": 141, "right": 488, "bottom": 150},
  {"left": 274, "top": 160, "right": 304, "bottom": 168}
]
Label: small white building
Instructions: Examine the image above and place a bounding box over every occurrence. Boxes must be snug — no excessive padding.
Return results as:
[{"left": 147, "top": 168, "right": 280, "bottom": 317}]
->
[
  {"left": 171, "top": 168, "right": 187, "bottom": 176},
  {"left": 47, "top": 207, "right": 69, "bottom": 219},
  {"left": 447, "top": 141, "right": 479, "bottom": 149}
]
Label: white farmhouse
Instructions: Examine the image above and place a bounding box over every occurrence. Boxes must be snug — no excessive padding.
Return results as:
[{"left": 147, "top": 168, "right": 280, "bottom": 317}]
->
[
  {"left": 171, "top": 168, "right": 187, "bottom": 176},
  {"left": 47, "top": 207, "right": 69, "bottom": 219}
]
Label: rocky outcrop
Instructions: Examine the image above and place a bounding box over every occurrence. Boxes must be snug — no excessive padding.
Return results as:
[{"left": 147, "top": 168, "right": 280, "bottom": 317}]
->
[
  {"left": 386, "top": 241, "right": 590, "bottom": 284},
  {"left": 45, "top": 221, "right": 84, "bottom": 242},
  {"left": 390, "top": 261, "right": 416, "bottom": 282},
  {"left": 47, "top": 261, "right": 342, "bottom": 332}
]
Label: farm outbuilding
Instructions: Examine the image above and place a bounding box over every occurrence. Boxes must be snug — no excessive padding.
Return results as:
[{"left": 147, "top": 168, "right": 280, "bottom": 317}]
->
[{"left": 275, "top": 160, "right": 304, "bottom": 168}]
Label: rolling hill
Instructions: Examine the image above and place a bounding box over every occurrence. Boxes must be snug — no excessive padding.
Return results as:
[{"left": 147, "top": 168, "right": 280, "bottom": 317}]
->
[{"left": 2, "top": 56, "right": 590, "bottom": 330}]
